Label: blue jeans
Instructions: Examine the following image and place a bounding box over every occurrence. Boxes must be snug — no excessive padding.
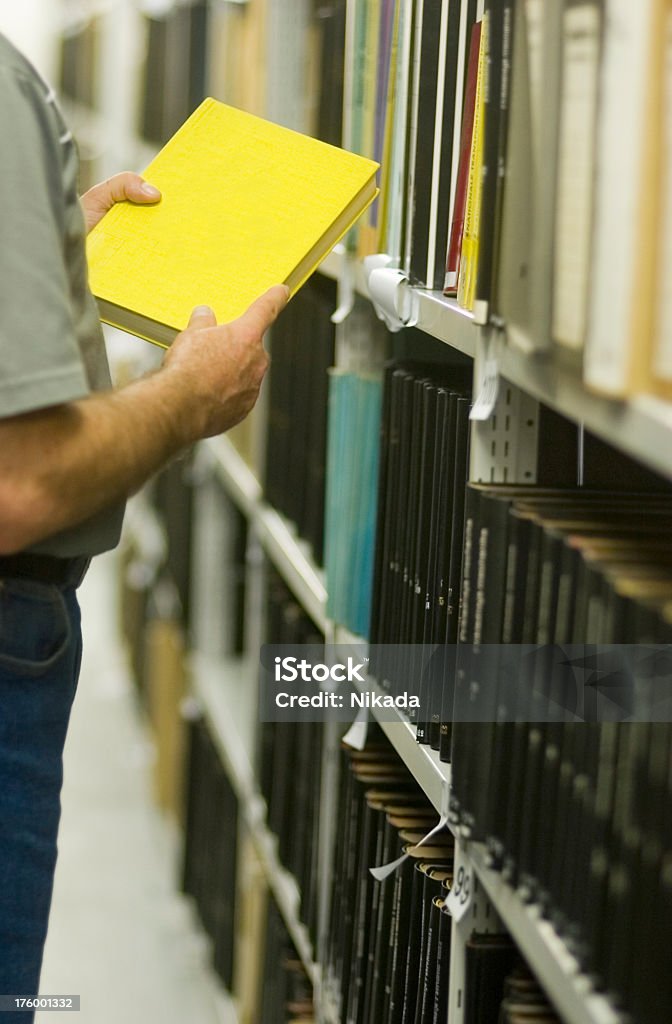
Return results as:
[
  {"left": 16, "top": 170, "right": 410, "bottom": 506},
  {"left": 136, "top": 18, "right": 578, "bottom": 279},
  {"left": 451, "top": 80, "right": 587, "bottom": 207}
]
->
[{"left": 0, "top": 579, "right": 82, "bottom": 1021}]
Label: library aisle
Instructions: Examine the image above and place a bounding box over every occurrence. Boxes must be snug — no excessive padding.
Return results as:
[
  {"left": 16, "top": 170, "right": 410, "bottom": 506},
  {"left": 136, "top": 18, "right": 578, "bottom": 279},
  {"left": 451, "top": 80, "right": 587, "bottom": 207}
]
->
[{"left": 35, "top": 552, "right": 234, "bottom": 1024}]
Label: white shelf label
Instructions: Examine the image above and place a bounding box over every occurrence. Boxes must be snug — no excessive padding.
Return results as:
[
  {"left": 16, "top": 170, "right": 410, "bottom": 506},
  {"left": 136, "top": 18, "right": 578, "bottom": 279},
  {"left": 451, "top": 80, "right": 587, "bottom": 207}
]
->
[{"left": 445, "top": 861, "right": 473, "bottom": 922}]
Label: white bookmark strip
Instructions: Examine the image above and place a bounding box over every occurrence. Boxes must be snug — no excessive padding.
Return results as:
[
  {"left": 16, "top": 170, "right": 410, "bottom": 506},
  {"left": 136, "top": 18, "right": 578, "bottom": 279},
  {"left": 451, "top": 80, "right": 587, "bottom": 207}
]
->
[
  {"left": 369, "top": 811, "right": 450, "bottom": 881},
  {"left": 331, "top": 258, "right": 355, "bottom": 324},
  {"left": 342, "top": 705, "right": 369, "bottom": 750}
]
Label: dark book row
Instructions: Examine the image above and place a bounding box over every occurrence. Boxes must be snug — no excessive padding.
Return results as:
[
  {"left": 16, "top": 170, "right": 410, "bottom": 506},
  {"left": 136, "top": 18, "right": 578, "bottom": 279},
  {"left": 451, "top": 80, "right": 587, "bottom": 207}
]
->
[
  {"left": 149, "top": 456, "right": 195, "bottom": 627},
  {"left": 260, "top": 901, "right": 315, "bottom": 1024},
  {"left": 368, "top": 361, "right": 472, "bottom": 744},
  {"left": 264, "top": 275, "right": 336, "bottom": 567},
  {"left": 325, "top": 736, "right": 561, "bottom": 1024},
  {"left": 181, "top": 713, "right": 238, "bottom": 990},
  {"left": 257, "top": 569, "right": 325, "bottom": 948},
  {"left": 367, "top": 359, "right": 582, "bottom": 752},
  {"left": 449, "top": 484, "right": 672, "bottom": 1023}
]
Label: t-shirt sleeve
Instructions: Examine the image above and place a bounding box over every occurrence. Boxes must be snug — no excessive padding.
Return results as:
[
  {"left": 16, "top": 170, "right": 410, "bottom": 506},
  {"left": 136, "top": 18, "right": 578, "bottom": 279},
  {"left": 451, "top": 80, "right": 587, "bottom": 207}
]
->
[{"left": 0, "top": 65, "right": 89, "bottom": 418}]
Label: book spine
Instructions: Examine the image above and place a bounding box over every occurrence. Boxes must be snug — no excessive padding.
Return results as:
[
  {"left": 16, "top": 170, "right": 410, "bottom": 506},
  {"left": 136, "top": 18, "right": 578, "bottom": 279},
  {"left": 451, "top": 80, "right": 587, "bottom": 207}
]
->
[{"left": 445, "top": 20, "right": 483, "bottom": 292}]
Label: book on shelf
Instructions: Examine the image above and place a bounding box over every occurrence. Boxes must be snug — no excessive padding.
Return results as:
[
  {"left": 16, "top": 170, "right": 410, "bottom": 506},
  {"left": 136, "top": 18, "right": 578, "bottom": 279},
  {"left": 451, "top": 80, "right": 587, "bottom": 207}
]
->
[
  {"left": 403, "top": 0, "right": 464, "bottom": 290},
  {"left": 325, "top": 735, "right": 566, "bottom": 1024},
  {"left": 472, "top": 0, "right": 514, "bottom": 325},
  {"left": 264, "top": 276, "right": 336, "bottom": 567},
  {"left": 445, "top": 18, "right": 483, "bottom": 295},
  {"left": 259, "top": 901, "right": 315, "bottom": 1024},
  {"left": 207, "top": 0, "right": 267, "bottom": 119},
  {"left": 368, "top": 361, "right": 472, "bottom": 737},
  {"left": 181, "top": 713, "right": 239, "bottom": 990},
  {"left": 258, "top": 568, "right": 324, "bottom": 948},
  {"left": 58, "top": 13, "right": 100, "bottom": 111},
  {"left": 324, "top": 367, "right": 382, "bottom": 638},
  {"left": 619, "top": 0, "right": 672, "bottom": 400},
  {"left": 550, "top": 0, "right": 603, "bottom": 358},
  {"left": 495, "top": 0, "right": 560, "bottom": 351},
  {"left": 139, "top": 1, "right": 208, "bottom": 146},
  {"left": 445, "top": 476, "right": 672, "bottom": 1022},
  {"left": 456, "top": 9, "right": 488, "bottom": 311},
  {"left": 583, "top": 0, "right": 656, "bottom": 395},
  {"left": 648, "top": 0, "right": 672, "bottom": 397},
  {"left": 87, "top": 98, "right": 378, "bottom": 347}
]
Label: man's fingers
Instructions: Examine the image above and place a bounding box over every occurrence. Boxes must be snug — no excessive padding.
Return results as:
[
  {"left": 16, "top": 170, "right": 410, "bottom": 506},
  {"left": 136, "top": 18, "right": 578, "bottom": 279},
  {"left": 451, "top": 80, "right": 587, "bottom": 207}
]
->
[
  {"left": 236, "top": 285, "right": 290, "bottom": 338},
  {"left": 84, "top": 172, "right": 161, "bottom": 210},
  {"left": 188, "top": 305, "right": 218, "bottom": 330}
]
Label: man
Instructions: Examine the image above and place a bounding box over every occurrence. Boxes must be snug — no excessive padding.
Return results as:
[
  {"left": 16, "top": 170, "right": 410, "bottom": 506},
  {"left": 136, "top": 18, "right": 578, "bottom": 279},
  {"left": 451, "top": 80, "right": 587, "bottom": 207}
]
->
[{"left": 0, "top": 32, "right": 287, "bottom": 1016}]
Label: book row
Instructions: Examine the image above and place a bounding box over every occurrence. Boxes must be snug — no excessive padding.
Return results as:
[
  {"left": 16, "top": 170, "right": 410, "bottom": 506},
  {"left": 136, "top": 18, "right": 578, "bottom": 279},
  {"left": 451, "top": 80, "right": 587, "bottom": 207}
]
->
[
  {"left": 324, "top": 736, "right": 561, "bottom": 1024},
  {"left": 344, "top": 0, "right": 672, "bottom": 403},
  {"left": 181, "top": 711, "right": 317, "bottom": 1023}
]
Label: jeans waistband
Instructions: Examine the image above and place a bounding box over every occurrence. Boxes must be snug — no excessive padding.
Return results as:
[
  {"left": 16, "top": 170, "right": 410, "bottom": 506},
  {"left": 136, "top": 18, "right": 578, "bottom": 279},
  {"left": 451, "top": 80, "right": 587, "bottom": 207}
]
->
[{"left": 0, "top": 553, "right": 91, "bottom": 588}]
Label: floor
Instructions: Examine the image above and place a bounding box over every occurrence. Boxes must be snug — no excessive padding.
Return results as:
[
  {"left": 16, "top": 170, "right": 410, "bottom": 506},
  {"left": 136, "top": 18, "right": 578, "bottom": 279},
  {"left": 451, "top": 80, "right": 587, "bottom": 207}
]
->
[{"left": 36, "top": 551, "right": 237, "bottom": 1024}]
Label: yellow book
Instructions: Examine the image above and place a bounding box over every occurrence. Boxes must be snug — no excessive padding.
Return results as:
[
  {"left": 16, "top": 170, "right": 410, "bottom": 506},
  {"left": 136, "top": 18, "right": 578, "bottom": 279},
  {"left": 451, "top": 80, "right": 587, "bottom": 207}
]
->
[
  {"left": 87, "top": 98, "right": 379, "bottom": 347},
  {"left": 456, "top": 12, "right": 487, "bottom": 312}
]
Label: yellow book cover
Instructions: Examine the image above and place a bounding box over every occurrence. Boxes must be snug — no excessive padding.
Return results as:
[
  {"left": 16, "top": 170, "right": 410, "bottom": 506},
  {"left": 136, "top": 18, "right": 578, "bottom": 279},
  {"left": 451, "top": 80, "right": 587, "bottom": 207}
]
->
[
  {"left": 457, "top": 12, "right": 487, "bottom": 312},
  {"left": 87, "top": 98, "right": 379, "bottom": 347}
]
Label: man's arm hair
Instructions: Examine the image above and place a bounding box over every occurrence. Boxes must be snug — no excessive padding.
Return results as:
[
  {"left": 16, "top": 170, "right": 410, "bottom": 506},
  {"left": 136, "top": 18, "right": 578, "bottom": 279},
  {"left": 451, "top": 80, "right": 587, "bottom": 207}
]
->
[{"left": 0, "top": 289, "right": 287, "bottom": 554}]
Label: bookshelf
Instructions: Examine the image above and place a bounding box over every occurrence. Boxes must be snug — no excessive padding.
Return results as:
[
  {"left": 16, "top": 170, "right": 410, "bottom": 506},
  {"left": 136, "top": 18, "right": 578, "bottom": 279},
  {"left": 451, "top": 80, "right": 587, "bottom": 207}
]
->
[
  {"left": 190, "top": 652, "right": 321, "bottom": 992},
  {"left": 190, "top": 441, "right": 626, "bottom": 1024}
]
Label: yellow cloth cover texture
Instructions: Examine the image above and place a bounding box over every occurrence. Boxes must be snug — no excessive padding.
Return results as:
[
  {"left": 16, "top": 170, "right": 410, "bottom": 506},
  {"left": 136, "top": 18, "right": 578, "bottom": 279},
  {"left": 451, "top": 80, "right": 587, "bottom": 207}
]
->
[{"left": 87, "top": 98, "right": 378, "bottom": 340}]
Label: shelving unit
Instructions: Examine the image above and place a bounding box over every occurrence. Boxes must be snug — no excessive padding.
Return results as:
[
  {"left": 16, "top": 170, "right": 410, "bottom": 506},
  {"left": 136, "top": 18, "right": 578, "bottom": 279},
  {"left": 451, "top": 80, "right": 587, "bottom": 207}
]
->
[
  {"left": 193, "top": 437, "right": 627, "bottom": 1024},
  {"left": 190, "top": 651, "right": 321, "bottom": 992}
]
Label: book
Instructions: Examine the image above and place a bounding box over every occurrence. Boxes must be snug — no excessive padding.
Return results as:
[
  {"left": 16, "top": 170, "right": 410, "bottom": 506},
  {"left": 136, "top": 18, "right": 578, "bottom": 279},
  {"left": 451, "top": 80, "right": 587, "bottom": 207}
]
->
[
  {"left": 473, "top": 0, "right": 513, "bottom": 325},
  {"left": 405, "top": 0, "right": 463, "bottom": 289},
  {"left": 445, "top": 20, "right": 483, "bottom": 294},
  {"left": 456, "top": 10, "right": 488, "bottom": 310},
  {"left": 495, "top": 0, "right": 562, "bottom": 352},
  {"left": 582, "top": 0, "right": 657, "bottom": 394},
  {"left": 551, "top": 1, "right": 603, "bottom": 355},
  {"left": 87, "top": 98, "right": 378, "bottom": 347},
  {"left": 264, "top": 276, "right": 336, "bottom": 567}
]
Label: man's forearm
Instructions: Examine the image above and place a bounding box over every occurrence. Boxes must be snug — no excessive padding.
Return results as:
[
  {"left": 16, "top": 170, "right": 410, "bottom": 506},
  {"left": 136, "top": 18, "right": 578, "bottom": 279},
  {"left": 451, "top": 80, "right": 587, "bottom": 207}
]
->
[
  {"left": 0, "top": 285, "right": 285, "bottom": 555},
  {"left": 0, "top": 370, "right": 202, "bottom": 555}
]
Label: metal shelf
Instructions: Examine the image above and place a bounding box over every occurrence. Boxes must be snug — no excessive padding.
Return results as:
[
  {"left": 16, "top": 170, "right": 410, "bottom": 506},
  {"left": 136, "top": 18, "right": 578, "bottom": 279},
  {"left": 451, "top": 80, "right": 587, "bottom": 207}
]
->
[
  {"left": 334, "top": 628, "right": 450, "bottom": 815},
  {"left": 190, "top": 652, "right": 320, "bottom": 991},
  {"left": 318, "top": 250, "right": 477, "bottom": 359},
  {"left": 318, "top": 250, "right": 672, "bottom": 481},
  {"left": 498, "top": 340, "right": 672, "bottom": 481},
  {"left": 467, "top": 844, "right": 623, "bottom": 1024},
  {"left": 205, "top": 436, "right": 328, "bottom": 632}
]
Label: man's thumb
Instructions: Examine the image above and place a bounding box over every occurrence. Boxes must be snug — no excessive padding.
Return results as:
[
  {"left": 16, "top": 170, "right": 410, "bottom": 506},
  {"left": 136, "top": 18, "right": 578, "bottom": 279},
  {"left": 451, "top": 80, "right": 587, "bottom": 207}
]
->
[{"left": 188, "top": 305, "right": 217, "bottom": 330}]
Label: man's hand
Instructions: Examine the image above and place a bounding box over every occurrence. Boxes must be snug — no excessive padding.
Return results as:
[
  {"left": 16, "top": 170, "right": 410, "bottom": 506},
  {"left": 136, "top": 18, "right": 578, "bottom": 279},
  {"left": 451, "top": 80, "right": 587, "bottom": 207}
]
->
[
  {"left": 80, "top": 172, "right": 161, "bottom": 233},
  {"left": 163, "top": 285, "right": 290, "bottom": 441}
]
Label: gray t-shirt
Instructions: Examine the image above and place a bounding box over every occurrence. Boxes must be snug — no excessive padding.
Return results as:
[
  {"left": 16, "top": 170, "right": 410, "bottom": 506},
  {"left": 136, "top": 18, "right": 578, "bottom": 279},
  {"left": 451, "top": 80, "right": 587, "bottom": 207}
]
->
[{"left": 0, "top": 34, "right": 124, "bottom": 557}]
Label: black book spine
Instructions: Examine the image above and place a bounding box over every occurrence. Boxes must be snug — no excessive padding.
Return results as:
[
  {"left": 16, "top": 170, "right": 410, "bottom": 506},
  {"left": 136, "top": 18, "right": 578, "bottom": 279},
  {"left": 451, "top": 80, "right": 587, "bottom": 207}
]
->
[
  {"left": 448, "top": 484, "right": 481, "bottom": 814},
  {"left": 408, "top": 0, "right": 462, "bottom": 288},
  {"left": 369, "top": 363, "right": 396, "bottom": 651},
  {"left": 415, "top": 386, "right": 450, "bottom": 741},
  {"left": 439, "top": 397, "right": 471, "bottom": 759}
]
